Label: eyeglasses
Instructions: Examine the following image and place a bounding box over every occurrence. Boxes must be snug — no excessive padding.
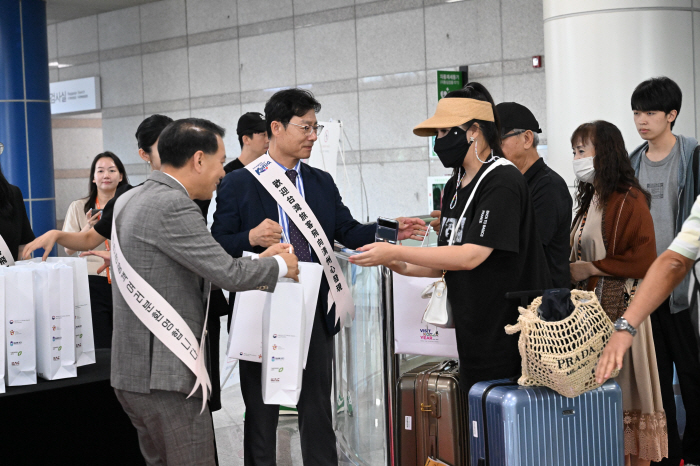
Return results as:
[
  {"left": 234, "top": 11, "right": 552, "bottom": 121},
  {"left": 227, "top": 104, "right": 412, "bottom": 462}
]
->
[
  {"left": 287, "top": 122, "right": 324, "bottom": 136},
  {"left": 501, "top": 130, "right": 527, "bottom": 140}
]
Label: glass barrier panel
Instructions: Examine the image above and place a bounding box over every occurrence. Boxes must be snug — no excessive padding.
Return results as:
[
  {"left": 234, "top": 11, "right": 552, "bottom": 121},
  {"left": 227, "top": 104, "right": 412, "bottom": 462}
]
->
[{"left": 333, "top": 252, "right": 387, "bottom": 466}]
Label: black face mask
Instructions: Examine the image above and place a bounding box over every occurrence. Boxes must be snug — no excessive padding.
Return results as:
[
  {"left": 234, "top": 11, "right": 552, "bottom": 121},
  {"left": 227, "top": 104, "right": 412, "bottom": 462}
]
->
[{"left": 434, "top": 127, "right": 472, "bottom": 169}]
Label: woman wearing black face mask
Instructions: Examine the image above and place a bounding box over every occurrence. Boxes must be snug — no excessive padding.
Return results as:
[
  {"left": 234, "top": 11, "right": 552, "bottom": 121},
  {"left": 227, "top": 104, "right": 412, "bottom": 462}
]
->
[{"left": 350, "top": 83, "right": 552, "bottom": 392}]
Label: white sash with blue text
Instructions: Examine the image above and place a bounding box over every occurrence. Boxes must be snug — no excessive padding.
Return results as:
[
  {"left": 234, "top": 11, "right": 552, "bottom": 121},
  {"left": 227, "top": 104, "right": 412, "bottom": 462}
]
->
[{"left": 247, "top": 154, "right": 355, "bottom": 327}]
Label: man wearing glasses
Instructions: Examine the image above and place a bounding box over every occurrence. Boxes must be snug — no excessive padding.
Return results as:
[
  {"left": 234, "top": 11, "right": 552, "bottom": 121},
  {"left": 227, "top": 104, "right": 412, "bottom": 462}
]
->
[
  {"left": 497, "top": 102, "right": 572, "bottom": 288},
  {"left": 212, "top": 88, "right": 425, "bottom": 465}
]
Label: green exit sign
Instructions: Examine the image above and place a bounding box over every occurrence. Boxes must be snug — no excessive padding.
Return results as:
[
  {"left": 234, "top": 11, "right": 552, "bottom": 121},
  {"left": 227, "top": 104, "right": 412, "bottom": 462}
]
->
[
  {"left": 437, "top": 70, "right": 464, "bottom": 100},
  {"left": 431, "top": 70, "right": 467, "bottom": 158}
]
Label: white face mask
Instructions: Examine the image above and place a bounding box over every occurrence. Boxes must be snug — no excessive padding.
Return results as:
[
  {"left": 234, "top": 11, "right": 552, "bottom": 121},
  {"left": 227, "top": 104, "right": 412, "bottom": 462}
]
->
[{"left": 573, "top": 157, "right": 595, "bottom": 184}]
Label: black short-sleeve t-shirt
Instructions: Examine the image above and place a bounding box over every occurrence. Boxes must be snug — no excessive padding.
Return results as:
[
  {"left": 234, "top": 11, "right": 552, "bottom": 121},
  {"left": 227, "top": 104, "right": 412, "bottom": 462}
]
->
[
  {"left": 94, "top": 183, "right": 134, "bottom": 239},
  {"left": 0, "top": 185, "right": 35, "bottom": 261},
  {"left": 438, "top": 162, "right": 552, "bottom": 391}
]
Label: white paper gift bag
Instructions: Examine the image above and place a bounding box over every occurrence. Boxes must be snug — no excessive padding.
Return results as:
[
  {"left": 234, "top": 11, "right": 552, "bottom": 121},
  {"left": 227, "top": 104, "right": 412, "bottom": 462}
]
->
[
  {"left": 226, "top": 261, "right": 323, "bottom": 369},
  {"left": 31, "top": 263, "right": 77, "bottom": 380},
  {"left": 392, "top": 273, "right": 458, "bottom": 358},
  {"left": 1, "top": 267, "right": 37, "bottom": 386},
  {"left": 261, "top": 281, "right": 305, "bottom": 405},
  {"left": 46, "top": 257, "right": 95, "bottom": 366},
  {"left": 227, "top": 289, "right": 270, "bottom": 363}
]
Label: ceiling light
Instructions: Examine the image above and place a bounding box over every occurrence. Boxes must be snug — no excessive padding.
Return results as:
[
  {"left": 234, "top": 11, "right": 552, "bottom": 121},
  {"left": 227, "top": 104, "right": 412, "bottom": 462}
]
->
[{"left": 48, "top": 61, "right": 72, "bottom": 69}]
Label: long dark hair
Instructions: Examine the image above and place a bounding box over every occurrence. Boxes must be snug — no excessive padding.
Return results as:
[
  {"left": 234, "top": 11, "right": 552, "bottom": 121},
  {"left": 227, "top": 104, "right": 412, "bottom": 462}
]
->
[
  {"left": 0, "top": 164, "right": 15, "bottom": 217},
  {"left": 571, "top": 120, "right": 651, "bottom": 226},
  {"left": 445, "top": 82, "right": 505, "bottom": 167},
  {"left": 83, "top": 152, "right": 129, "bottom": 214}
]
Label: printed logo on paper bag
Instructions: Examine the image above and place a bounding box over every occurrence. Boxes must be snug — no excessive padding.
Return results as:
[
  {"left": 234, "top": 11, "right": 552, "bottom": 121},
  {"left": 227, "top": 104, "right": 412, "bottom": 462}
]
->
[{"left": 419, "top": 326, "right": 439, "bottom": 341}]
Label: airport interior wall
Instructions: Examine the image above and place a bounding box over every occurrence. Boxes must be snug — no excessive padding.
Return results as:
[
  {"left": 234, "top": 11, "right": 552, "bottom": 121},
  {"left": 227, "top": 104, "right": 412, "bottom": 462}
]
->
[{"left": 47, "top": 0, "right": 546, "bottom": 223}]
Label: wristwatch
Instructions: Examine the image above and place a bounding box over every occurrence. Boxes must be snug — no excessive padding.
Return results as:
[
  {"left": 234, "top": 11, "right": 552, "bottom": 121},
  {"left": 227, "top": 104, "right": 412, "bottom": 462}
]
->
[{"left": 614, "top": 317, "right": 637, "bottom": 337}]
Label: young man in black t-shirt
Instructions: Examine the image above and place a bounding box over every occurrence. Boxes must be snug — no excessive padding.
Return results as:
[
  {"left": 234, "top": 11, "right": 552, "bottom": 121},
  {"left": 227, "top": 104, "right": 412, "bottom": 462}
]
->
[{"left": 223, "top": 112, "right": 269, "bottom": 173}]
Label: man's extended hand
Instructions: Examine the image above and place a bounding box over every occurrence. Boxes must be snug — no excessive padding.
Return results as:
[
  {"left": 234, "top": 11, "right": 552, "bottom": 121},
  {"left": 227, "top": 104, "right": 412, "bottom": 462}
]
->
[
  {"left": 429, "top": 210, "right": 441, "bottom": 232},
  {"left": 279, "top": 252, "right": 299, "bottom": 281},
  {"left": 396, "top": 217, "right": 427, "bottom": 241},
  {"left": 249, "top": 219, "right": 283, "bottom": 248},
  {"left": 22, "top": 230, "right": 60, "bottom": 260},
  {"left": 260, "top": 243, "right": 293, "bottom": 258},
  {"left": 595, "top": 330, "right": 633, "bottom": 383},
  {"left": 80, "top": 250, "right": 111, "bottom": 274}
]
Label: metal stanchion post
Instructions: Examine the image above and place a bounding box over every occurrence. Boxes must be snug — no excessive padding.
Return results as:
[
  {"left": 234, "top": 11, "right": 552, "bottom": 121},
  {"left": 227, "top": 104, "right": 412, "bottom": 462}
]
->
[{"left": 380, "top": 266, "right": 397, "bottom": 466}]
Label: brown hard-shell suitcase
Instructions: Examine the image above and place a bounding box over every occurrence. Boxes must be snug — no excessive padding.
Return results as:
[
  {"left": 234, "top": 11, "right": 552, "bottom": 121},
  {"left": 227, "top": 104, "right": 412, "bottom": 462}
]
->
[{"left": 397, "top": 360, "right": 469, "bottom": 466}]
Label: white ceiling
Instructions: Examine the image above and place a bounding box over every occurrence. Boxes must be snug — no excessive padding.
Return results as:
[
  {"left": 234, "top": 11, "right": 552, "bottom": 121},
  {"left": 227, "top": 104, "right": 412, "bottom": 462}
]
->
[{"left": 45, "top": 0, "right": 160, "bottom": 24}]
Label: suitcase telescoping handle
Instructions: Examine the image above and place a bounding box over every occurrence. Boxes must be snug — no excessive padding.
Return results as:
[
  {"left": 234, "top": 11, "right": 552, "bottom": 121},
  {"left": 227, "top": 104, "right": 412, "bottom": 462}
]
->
[{"left": 419, "top": 360, "right": 457, "bottom": 417}]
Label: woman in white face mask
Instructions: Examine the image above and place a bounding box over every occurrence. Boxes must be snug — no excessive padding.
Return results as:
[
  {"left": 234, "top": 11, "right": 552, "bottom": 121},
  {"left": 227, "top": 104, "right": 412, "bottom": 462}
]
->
[{"left": 569, "top": 120, "right": 667, "bottom": 465}]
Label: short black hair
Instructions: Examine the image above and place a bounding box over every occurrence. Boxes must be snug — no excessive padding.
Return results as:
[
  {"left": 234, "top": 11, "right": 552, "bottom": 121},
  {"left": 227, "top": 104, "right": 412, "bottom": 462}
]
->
[
  {"left": 158, "top": 118, "right": 226, "bottom": 168},
  {"left": 135, "top": 114, "right": 174, "bottom": 154},
  {"left": 631, "top": 77, "right": 682, "bottom": 129},
  {"left": 264, "top": 88, "right": 321, "bottom": 135}
]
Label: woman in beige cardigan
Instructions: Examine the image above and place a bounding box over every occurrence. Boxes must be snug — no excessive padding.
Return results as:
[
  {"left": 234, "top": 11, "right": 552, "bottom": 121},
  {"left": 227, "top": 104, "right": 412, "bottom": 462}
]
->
[{"left": 63, "top": 151, "right": 128, "bottom": 348}]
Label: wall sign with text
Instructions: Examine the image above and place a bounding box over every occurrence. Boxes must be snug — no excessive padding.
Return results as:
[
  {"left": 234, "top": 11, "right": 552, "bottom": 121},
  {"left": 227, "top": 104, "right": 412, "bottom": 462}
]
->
[{"left": 49, "top": 77, "right": 101, "bottom": 115}]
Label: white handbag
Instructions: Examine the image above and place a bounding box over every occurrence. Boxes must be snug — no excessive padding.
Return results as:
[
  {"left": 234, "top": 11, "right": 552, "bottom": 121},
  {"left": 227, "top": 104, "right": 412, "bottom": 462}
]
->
[
  {"left": 421, "top": 273, "right": 453, "bottom": 328},
  {"left": 421, "top": 158, "right": 512, "bottom": 329}
]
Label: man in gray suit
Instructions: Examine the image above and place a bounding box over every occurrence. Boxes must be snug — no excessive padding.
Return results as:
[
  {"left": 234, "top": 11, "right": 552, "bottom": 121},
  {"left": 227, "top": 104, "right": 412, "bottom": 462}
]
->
[{"left": 111, "top": 118, "right": 298, "bottom": 466}]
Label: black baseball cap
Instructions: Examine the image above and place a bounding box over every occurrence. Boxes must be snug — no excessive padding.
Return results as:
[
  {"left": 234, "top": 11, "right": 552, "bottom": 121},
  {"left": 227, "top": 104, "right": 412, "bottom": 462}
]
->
[
  {"left": 496, "top": 102, "right": 542, "bottom": 135},
  {"left": 236, "top": 112, "right": 266, "bottom": 135}
]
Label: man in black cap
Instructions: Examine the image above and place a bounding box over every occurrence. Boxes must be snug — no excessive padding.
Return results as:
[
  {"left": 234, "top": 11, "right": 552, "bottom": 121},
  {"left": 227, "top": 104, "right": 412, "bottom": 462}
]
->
[
  {"left": 497, "top": 102, "right": 572, "bottom": 288},
  {"left": 224, "top": 112, "right": 270, "bottom": 173}
]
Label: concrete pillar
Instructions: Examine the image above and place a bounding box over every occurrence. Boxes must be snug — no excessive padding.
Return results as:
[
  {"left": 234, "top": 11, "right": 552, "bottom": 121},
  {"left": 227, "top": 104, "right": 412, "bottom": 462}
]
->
[
  {"left": 543, "top": 1, "right": 700, "bottom": 186},
  {"left": 0, "top": 0, "right": 56, "bottom": 247}
]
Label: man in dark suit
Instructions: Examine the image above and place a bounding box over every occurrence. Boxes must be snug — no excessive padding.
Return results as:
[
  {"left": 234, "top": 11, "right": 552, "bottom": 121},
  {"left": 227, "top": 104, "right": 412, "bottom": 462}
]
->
[{"left": 212, "top": 88, "right": 424, "bottom": 466}]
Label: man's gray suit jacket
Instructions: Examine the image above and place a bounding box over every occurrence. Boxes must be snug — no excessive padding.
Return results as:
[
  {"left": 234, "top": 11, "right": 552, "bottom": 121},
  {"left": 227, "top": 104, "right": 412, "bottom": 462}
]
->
[{"left": 110, "top": 170, "right": 279, "bottom": 397}]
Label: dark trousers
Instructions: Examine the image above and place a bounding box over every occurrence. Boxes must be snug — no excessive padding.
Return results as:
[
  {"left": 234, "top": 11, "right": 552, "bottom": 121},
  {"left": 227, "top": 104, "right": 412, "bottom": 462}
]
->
[
  {"left": 208, "top": 289, "right": 229, "bottom": 413},
  {"left": 240, "top": 300, "right": 337, "bottom": 466},
  {"left": 651, "top": 299, "right": 700, "bottom": 465},
  {"left": 88, "top": 275, "right": 113, "bottom": 349}
]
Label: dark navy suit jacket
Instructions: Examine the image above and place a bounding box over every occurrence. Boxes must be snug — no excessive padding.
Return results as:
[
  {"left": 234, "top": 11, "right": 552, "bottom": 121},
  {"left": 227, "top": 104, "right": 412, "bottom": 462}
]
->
[{"left": 211, "top": 161, "right": 375, "bottom": 335}]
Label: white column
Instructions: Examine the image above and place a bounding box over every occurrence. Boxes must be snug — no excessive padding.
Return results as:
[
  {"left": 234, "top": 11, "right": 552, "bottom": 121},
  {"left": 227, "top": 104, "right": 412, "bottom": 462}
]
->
[{"left": 543, "top": 0, "right": 700, "bottom": 186}]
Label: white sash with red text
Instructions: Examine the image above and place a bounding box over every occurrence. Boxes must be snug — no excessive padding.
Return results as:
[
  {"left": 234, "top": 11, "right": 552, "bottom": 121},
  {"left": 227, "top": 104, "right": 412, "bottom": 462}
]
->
[
  {"left": 111, "top": 187, "right": 211, "bottom": 413},
  {"left": 247, "top": 154, "right": 355, "bottom": 327}
]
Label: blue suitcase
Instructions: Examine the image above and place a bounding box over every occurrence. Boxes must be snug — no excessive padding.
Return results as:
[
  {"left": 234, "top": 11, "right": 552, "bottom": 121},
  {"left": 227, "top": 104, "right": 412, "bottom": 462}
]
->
[{"left": 468, "top": 379, "right": 624, "bottom": 466}]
